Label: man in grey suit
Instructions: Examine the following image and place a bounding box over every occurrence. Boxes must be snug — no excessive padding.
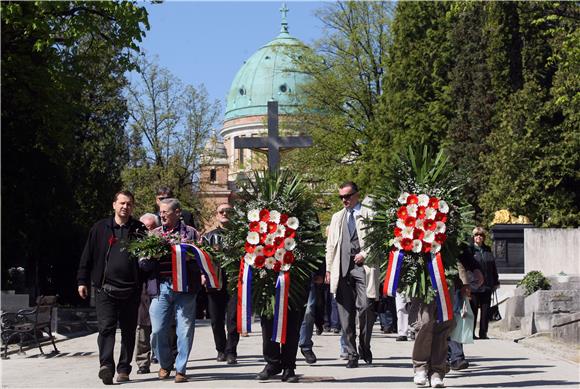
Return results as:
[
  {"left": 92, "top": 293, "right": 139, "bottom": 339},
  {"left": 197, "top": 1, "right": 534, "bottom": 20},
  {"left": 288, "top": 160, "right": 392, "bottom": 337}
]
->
[{"left": 325, "top": 182, "right": 377, "bottom": 368}]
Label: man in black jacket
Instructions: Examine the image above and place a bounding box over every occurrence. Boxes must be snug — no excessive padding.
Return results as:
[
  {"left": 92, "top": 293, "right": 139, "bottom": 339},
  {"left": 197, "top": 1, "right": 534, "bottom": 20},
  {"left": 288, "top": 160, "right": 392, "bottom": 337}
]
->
[{"left": 77, "top": 190, "right": 147, "bottom": 385}]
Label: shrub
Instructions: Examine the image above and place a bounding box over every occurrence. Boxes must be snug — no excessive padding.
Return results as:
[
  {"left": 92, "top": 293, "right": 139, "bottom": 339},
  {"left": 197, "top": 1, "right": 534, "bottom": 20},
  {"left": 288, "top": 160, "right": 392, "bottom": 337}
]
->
[{"left": 518, "top": 270, "right": 551, "bottom": 296}]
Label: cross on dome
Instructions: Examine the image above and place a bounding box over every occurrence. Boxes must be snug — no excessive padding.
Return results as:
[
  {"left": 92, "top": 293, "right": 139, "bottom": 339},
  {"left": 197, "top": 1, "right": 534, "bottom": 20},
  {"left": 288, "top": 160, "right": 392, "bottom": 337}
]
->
[{"left": 279, "top": 2, "right": 289, "bottom": 33}]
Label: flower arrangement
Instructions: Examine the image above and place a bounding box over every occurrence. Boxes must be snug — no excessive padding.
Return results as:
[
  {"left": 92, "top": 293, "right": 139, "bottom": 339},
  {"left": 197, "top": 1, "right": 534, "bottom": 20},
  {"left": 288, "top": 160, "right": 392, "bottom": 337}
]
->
[
  {"left": 243, "top": 208, "right": 299, "bottom": 272},
  {"left": 126, "top": 230, "right": 197, "bottom": 260}
]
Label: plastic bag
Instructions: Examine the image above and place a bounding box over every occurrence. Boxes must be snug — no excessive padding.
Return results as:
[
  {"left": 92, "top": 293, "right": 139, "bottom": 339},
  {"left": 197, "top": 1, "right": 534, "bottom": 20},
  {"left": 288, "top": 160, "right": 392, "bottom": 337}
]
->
[{"left": 449, "top": 297, "right": 474, "bottom": 344}]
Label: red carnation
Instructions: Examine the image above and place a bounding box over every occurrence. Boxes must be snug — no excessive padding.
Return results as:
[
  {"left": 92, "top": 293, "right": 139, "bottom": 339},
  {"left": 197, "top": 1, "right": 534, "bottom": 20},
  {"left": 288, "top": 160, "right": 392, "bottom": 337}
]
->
[
  {"left": 280, "top": 213, "right": 289, "bottom": 225},
  {"left": 394, "top": 227, "right": 402, "bottom": 237},
  {"left": 404, "top": 216, "right": 416, "bottom": 228},
  {"left": 263, "top": 245, "right": 276, "bottom": 257},
  {"left": 397, "top": 206, "right": 408, "bottom": 219},
  {"left": 428, "top": 197, "right": 439, "bottom": 209},
  {"left": 260, "top": 233, "right": 268, "bottom": 244},
  {"left": 108, "top": 235, "right": 117, "bottom": 246},
  {"left": 245, "top": 242, "right": 256, "bottom": 254},
  {"left": 259, "top": 209, "right": 270, "bottom": 222},
  {"left": 254, "top": 255, "right": 266, "bottom": 268},
  {"left": 274, "top": 237, "right": 285, "bottom": 249},
  {"left": 424, "top": 219, "right": 437, "bottom": 231},
  {"left": 413, "top": 228, "right": 425, "bottom": 240},
  {"left": 422, "top": 242, "right": 432, "bottom": 253},
  {"left": 401, "top": 238, "right": 413, "bottom": 252},
  {"left": 417, "top": 206, "right": 426, "bottom": 219},
  {"left": 407, "top": 194, "right": 419, "bottom": 205},
  {"left": 267, "top": 222, "right": 278, "bottom": 234},
  {"left": 285, "top": 228, "right": 296, "bottom": 239},
  {"left": 273, "top": 261, "right": 282, "bottom": 272},
  {"left": 435, "top": 212, "right": 447, "bottom": 223},
  {"left": 435, "top": 233, "right": 447, "bottom": 244},
  {"left": 283, "top": 251, "right": 295, "bottom": 265},
  {"left": 249, "top": 221, "right": 260, "bottom": 232}
]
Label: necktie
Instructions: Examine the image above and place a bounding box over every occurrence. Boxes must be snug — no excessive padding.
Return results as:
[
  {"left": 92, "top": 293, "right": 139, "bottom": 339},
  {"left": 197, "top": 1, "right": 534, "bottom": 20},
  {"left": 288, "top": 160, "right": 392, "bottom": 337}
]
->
[{"left": 347, "top": 209, "right": 355, "bottom": 237}]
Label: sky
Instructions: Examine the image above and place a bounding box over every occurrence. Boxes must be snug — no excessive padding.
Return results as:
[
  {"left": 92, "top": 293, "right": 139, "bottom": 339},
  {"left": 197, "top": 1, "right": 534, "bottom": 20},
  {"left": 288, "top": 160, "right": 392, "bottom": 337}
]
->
[{"left": 136, "top": 1, "right": 328, "bottom": 112}]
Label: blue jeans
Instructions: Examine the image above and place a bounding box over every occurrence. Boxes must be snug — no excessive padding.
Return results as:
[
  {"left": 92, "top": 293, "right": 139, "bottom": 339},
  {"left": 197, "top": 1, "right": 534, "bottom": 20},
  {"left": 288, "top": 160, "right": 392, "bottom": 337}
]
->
[
  {"left": 448, "top": 288, "right": 465, "bottom": 363},
  {"left": 330, "top": 294, "right": 341, "bottom": 330},
  {"left": 150, "top": 281, "right": 197, "bottom": 374},
  {"left": 299, "top": 283, "right": 316, "bottom": 350}
]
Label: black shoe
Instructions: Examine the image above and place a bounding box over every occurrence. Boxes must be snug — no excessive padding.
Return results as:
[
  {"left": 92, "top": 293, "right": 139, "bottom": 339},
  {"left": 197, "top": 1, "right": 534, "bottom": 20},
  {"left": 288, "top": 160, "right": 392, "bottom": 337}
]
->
[
  {"left": 137, "top": 367, "right": 150, "bottom": 374},
  {"left": 346, "top": 359, "right": 359, "bottom": 368},
  {"left": 151, "top": 357, "right": 159, "bottom": 364},
  {"left": 479, "top": 335, "right": 489, "bottom": 340},
  {"left": 358, "top": 346, "right": 372, "bottom": 365},
  {"left": 323, "top": 325, "right": 331, "bottom": 332},
  {"left": 473, "top": 334, "right": 479, "bottom": 340},
  {"left": 217, "top": 352, "right": 226, "bottom": 362},
  {"left": 281, "top": 368, "right": 298, "bottom": 383},
  {"left": 98, "top": 366, "right": 114, "bottom": 385},
  {"left": 396, "top": 336, "right": 408, "bottom": 341},
  {"left": 451, "top": 359, "right": 469, "bottom": 371},
  {"left": 382, "top": 326, "right": 394, "bottom": 334},
  {"left": 226, "top": 354, "right": 237, "bottom": 365},
  {"left": 315, "top": 324, "right": 324, "bottom": 335},
  {"left": 256, "top": 366, "right": 282, "bottom": 380},
  {"left": 301, "top": 349, "right": 317, "bottom": 364}
]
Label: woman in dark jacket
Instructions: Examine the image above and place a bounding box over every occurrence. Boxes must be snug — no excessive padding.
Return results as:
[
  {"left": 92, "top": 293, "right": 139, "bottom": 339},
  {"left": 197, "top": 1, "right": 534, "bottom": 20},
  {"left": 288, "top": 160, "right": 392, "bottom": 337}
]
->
[{"left": 468, "top": 227, "right": 500, "bottom": 339}]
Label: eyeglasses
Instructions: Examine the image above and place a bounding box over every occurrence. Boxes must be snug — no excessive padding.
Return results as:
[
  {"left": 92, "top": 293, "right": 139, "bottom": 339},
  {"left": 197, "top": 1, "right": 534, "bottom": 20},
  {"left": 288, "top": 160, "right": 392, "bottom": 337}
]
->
[
  {"left": 218, "top": 209, "right": 231, "bottom": 215},
  {"left": 474, "top": 233, "right": 485, "bottom": 237},
  {"left": 339, "top": 191, "right": 358, "bottom": 200}
]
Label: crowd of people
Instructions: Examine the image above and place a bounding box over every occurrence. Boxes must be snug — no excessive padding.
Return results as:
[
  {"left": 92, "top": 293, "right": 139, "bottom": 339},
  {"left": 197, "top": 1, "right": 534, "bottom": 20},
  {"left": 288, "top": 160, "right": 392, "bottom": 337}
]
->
[{"left": 77, "top": 184, "right": 499, "bottom": 386}]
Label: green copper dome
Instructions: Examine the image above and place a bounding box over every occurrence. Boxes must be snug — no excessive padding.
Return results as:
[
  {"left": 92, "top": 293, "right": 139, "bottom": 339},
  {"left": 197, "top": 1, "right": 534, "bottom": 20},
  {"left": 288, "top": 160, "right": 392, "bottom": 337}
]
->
[{"left": 224, "top": 10, "right": 310, "bottom": 121}]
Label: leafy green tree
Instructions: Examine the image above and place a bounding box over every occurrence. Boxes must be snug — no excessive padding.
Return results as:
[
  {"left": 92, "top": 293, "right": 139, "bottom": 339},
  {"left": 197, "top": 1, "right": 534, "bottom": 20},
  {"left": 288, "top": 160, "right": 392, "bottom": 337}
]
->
[
  {"left": 123, "top": 55, "right": 222, "bottom": 217},
  {"left": 1, "top": 1, "right": 149, "bottom": 302}
]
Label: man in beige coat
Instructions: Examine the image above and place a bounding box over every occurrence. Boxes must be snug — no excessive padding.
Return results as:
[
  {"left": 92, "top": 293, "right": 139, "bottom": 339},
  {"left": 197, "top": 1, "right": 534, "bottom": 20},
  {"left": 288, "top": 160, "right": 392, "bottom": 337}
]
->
[{"left": 325, "top": 182, "right": 379, "bottom": 368}]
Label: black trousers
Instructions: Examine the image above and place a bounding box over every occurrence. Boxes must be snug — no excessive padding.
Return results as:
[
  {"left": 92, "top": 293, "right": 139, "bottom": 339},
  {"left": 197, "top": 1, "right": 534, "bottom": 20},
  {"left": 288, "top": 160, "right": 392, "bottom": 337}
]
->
[
  {"left": 207, "top": 288, "right": 239, "bottom": 356},
  {"left": 470, "top": 290, "right": 492, "bottom": 337},
  {"left": 261, "top": 307, "right": 305, "bottom": 370},
  {"left": 95, "top": 289, "right": 139, "bottom": 374}
]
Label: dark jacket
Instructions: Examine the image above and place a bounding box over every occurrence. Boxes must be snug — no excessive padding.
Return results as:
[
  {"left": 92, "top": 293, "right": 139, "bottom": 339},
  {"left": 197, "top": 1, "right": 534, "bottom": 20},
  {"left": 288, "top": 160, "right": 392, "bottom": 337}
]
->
[
  {"left": 77, "top": 216, "right": 147, "bottom": 288},
  {"left": 202, "top": 227, "right": 227, "bottom": 292},
  {"left": 466, "top": 243, "right": 499, "bottom": 292}
]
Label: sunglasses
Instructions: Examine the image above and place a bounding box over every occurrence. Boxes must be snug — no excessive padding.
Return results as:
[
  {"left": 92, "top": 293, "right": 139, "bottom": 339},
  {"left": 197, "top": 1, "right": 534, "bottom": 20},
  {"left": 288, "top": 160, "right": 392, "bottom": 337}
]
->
[
  {"left": 339, "top": 191, "right": 358, "bottom": 200},
  {"left": 474, "top": 233, "right": 485, "bottom": 237}
]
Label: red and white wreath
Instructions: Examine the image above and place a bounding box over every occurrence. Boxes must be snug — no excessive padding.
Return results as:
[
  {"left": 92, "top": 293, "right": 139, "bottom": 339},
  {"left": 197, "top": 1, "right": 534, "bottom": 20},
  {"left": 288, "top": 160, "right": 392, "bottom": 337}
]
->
[
  {"left": 243, "top": 208, "right": 299, "bottom": 272},
  {"left": 392, "top": 192, "right": 449, "bottom": 254}
]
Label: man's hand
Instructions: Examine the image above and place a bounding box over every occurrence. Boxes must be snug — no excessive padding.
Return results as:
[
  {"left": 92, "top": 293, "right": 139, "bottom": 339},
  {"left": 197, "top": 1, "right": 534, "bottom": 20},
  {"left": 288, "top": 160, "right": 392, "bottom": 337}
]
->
[
  {"left": 201, "top": 274, "right": 207, "bottom": 287},
  {"left": 354, "top": 253, "right": 365, "bottom": 265},
  {"left": 313, "top": 275, "right": 324, "bottom": 285},
  {"left": 460, "top": 285, "right": 471, "bottom": 298},
  {"left": 325, "top": 271, "right": 331, "bottom": 284},
  {"left": 78, "top": 285, "right": 88, "bottom": 299}
]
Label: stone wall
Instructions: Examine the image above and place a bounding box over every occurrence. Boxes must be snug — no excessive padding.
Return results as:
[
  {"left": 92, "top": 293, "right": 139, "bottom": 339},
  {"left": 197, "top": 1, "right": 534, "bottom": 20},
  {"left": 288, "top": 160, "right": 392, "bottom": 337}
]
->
[{"left": 524, "top": 228, "right": 580, "bottom": 275}]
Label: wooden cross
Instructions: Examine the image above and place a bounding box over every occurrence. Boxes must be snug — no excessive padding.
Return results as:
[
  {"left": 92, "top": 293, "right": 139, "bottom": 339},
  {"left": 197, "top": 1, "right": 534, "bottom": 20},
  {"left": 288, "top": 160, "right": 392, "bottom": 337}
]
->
[{"left": 233, "top": 101, "right": 312, "bottom": 173}]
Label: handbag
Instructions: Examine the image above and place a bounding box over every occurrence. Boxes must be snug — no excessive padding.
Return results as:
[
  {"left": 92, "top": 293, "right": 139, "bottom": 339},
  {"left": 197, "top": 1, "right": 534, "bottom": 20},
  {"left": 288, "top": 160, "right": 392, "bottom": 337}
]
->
[
  {"left": 450, "top": 297, "right": 474, "bottom": 344},
  {"left": 487, "top": 291, "right": 502, "bottom": 322}
]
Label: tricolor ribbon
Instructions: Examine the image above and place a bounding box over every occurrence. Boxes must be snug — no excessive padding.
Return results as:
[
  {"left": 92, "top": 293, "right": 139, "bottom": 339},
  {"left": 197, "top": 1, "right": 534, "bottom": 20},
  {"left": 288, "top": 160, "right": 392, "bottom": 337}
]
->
[
  {"left": 427, "top": 252, "right": 453, "bottom": 323},
  {"left": 383, "top": 250, "right": 404, "bottom": 297},
  {"left": 171, "top": 244, "right": 189, "bottom": 292},
  {"left": 187, "top": 244, "right": 221, "bottom": 289},
  {"left": 236, "top": 258, "right": 252, "bottom": 335},
  {"left": 272, "top": 271, "right": 290, "bottom": 344}
]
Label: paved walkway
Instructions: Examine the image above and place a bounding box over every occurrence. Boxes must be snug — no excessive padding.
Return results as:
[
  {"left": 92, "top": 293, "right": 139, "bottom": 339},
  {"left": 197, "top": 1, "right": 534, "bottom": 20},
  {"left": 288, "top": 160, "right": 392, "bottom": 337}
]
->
[{"left": 1, "top": 320, "right": 579, "bottom": 388}]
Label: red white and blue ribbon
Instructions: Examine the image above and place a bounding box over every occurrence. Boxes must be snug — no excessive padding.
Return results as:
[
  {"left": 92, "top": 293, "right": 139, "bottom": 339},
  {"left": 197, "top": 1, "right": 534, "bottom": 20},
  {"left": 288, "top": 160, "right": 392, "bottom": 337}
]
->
[
  {"left": 171, "top": 244, "right": 189, "bottom": 292},
  {"left": 383, "top": 250, "right": 404, "bottom": 297},
  {"left": 186, "top": 244, "right": 220, "bottom": 289},
  {"left": 237, "top": 258, "right": 252, "bottom": 335},
  {"left": 427, "top": 252, "right": 453, "bottom": 323},
  {"left": 271, "top": 271, "right": 290, "bottom": 344}
]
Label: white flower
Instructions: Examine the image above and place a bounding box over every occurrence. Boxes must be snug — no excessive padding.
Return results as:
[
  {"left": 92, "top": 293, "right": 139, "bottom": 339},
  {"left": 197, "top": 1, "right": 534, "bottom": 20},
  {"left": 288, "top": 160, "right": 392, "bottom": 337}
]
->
[
  {"left": 402, "top": 226, "right": 414, "bottom": 239},
  {"left": 244, "top": 253, "right": 255, "bottom": 266},
  {"left": 398, "top": 192, "right": 410, "bottom": 204},
  {"left": 418, "top": 194, "right": 430, "bottom": 207},
  {"left": 423, "top": 230, "right": 435, "bottom": 243},
  {"left": 248, "top": 209, "right": 260, "bottom": 222},
  {"left": 406, "top": 204, "right": 418, "bottom": 217},
  {"left": 265, "top": 256, "right": 276, "bottom": 270},
  {"left": 393, "top": 237, "right": 403, "bottom": 250},
  {"left": 259, "top": 221, "right": 268, "bottom": 233},
  {"left": 412, "top": 239, "right": 423, "bottom": 253},
  {"left": 264, "top": 234, "right": 275, "bottom": 246},
  {"left": 254, "top": 245, "right": 264, "bottom": 257},
  {"left": 425, "top": 207, "right": 437, "bottom": 220},
  {"left": 435, "top": 221, "right": 446, "bottom": 234},
  {"left": 438, "top": 200, "right": 449, "bottom": 214},
  {"left": 284, "top": 237, "right": 296, "bottom": 251},
  {"left": 431, "top": 241, "right": 441, "bottom": 253},
  {"left": 259, "top": 269, "right": 267, "bottom": 278},
  {"left": 286, "top": 217, "right": 299, "bottom": 230},
  {"left": 247, "top": 232, "right": 260, "bottom": 245},
  {"left": 275, "top": 224, "right": 286, "bottom": 237},
  {"left": 396, "top": 219, "right": 406, "bottom": 229},
  {"left": 281, "top": 263, "right": 291, "bottom": 271},
  {"left": 415, "top": 219, "right": 424, "bottom": 229},
  {"left": 269, "top": 210, "right": 281, "bottom": 224},
  {"left": 275, "top": 248, "right": 286, "bottom": 261}
]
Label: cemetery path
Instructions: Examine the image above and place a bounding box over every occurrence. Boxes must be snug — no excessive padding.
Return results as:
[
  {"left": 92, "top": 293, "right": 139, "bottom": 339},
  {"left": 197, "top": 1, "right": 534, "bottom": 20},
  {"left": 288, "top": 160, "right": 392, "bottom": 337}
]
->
[{"left": 1, "top": 320, "right": 579, "bottom": 388}]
